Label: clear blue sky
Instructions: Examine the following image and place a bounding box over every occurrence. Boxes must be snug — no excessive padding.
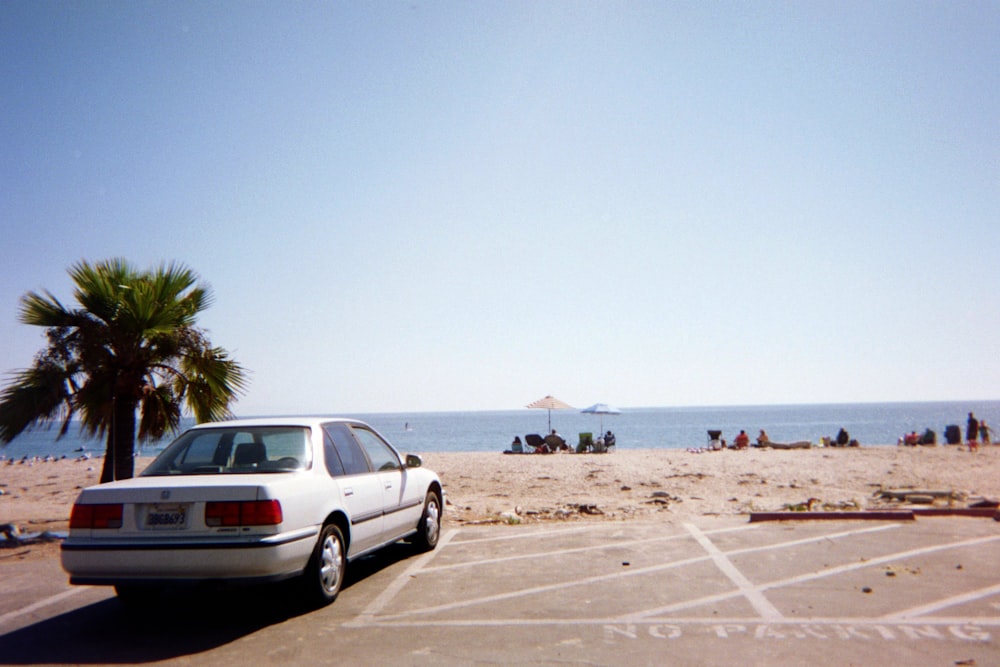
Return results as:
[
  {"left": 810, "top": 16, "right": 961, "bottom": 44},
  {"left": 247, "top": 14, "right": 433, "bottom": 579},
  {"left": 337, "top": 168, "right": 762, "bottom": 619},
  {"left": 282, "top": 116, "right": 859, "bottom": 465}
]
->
[{"left": 2, "top": 2, "right": 998, "bottom": 415}]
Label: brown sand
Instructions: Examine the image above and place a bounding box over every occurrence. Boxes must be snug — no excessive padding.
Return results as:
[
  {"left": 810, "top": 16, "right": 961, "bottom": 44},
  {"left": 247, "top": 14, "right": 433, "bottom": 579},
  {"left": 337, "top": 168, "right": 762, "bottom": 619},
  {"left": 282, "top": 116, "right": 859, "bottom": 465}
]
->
[
  {"left": 425, "top": 446, "right": 1000, "bottom": 524},
  {"left": 3, "top": 446, "right": 998, "bottom": 536}
]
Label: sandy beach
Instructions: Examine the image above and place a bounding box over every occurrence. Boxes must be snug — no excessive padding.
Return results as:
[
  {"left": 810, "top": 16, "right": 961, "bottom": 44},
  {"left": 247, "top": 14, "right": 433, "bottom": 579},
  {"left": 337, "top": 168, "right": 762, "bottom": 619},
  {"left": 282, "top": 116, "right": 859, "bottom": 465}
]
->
[
  {"left": 3, "top": 445, "right": 999, "bottom": 543},
  {"left": 425, "top": 445, "right": 1000, "bottom": 524}
]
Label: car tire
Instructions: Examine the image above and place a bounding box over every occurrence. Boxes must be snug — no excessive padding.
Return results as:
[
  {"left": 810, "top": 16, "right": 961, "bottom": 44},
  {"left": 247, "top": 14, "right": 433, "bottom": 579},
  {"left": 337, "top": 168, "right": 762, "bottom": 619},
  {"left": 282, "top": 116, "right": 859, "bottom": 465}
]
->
[
  {"left": 413, "top": 490, "right": 442, "bottom": 552},
  {"left": 303, "top": 523, "right": 346, "bottom": 606}
]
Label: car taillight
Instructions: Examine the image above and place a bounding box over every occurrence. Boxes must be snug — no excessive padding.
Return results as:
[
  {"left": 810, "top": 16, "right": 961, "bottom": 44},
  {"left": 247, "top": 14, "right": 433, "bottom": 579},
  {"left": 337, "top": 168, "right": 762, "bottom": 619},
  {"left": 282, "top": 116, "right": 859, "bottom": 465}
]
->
[
  {"left": 205, "top": 501, "right": 241, "bottom": 526},
  {"left": 205, "top": 500, "right": 282, "bottom": 527},
  {"left": 70, "top": 503, "right": 123, "bottom": 529},
  {"left": 242, "top": 500, "right": 283, "bottom": 525}
]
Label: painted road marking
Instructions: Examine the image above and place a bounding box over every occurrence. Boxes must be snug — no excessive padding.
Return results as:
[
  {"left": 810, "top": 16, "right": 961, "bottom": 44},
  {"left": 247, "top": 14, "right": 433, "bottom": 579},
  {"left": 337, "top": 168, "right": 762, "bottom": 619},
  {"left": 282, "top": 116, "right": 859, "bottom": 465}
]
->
[
  {"left": 346, "top": 520, "right": 1000, "bottom": 644},
  {"left": 352, "top": 522, "right": 900, "bottom": 625},
  {"left": 882, "top": 582, "right": 1000, "bottom": 621},
  {"left": 627, "top": 532, "right": 1000, "bottom": 621},
  {"left": 0, "top": 587, "right": 89, "bottom": 628},
  {"left": 420, "top": 521, "right": 763, "bottom": 574},
  {"left": 351, "top": 528, "right": 457, "bottom": 624},
  {"left": 684, "top": 522, "right": 783, "bottom": 620},
  {"left": 362, "top": 524, "right": 903, "bottom": 623}
]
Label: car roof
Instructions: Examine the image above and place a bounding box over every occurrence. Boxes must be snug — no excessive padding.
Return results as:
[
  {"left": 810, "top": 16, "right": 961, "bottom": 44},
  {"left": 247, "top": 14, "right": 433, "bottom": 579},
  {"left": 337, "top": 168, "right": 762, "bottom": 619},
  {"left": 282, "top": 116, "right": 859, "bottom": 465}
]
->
[{"left": 188, "top": 417, "right": 364, "bottom": 430}]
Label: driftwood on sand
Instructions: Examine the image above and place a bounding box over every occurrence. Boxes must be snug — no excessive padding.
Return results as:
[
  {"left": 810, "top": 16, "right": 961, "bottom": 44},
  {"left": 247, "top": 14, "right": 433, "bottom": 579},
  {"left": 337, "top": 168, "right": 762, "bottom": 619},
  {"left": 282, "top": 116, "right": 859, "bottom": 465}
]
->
[{"left": 760, "top": 441, "right": 812, "bottom": 449}]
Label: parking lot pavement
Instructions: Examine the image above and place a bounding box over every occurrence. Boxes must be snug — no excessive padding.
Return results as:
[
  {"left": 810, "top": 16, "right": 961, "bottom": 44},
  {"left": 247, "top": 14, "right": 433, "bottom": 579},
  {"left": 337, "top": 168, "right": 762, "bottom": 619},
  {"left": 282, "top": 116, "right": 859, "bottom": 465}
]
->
[
  {"left": 337, "top": 516, "right": 1000, "bottom": 665},
  {"left": 1, "top": 517, "right": 998, "bottom": 666}
]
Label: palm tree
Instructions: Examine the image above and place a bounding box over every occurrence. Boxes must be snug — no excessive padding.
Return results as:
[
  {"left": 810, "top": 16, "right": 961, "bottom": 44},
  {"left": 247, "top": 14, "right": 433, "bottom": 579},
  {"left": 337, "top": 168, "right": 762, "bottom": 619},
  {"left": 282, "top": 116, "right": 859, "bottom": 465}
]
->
[{"left": 0, "top": 259, "right": 248, "bottom": 482}]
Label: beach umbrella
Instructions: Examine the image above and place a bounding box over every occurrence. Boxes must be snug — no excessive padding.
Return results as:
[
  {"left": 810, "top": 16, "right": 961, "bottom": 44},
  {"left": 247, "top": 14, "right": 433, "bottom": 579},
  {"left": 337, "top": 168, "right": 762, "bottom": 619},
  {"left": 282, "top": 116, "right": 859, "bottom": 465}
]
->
[
  {"left": 526, "top": 395, "right": 574, "bottom": 432},
  {"left": 581, "top": 403, "right": 621, "bottom": 433}
]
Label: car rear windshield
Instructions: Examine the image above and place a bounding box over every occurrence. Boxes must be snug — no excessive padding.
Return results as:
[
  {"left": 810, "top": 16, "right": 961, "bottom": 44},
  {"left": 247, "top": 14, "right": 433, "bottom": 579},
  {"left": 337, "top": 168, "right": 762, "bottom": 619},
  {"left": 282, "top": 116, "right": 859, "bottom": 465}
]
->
[{"left": 142, "top": 426, "right": 312, "bottom": 476}]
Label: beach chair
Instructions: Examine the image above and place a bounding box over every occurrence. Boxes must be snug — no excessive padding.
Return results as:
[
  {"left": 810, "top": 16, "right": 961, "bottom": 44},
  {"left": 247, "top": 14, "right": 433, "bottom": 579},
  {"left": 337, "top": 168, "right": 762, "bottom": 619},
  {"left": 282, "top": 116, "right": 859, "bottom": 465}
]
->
[
  {"left": 543, "top": 433, "right": 567, "bottom": 452},
  {"left": 707, "top": 430, "right": 722, "bottom": 451},
  {"left": 577, "top": 432, "right": 593, "bottom": 453},
  {"left": 525, "top": 433, "right": 546, "bottom": 453},
  {"left": 707, "top": 430, "right": 722, "bottom": 442}
]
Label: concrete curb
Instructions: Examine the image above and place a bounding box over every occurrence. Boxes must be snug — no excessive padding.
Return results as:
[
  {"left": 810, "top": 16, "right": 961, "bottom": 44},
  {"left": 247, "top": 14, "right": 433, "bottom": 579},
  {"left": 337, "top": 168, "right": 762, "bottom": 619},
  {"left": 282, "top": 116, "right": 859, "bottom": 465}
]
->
[
  {"left": 749, "top": 508, "right": 1000, "bottom": 522},
  {"left": 749, "top": 511, "right": 915, "bottom": 522}
]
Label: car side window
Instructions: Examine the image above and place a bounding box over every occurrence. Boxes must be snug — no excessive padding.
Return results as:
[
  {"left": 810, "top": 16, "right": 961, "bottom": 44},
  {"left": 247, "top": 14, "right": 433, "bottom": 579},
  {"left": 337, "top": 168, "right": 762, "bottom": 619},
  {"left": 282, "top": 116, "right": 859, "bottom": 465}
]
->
[
  {"left": 351, "top": 427, "right": 401, "bottom": 472},
  {"left": 322, "top": 423, "right": 371, "bottom": 476},
  {"left": 263, "top": 429, "right": 312, "bottom": 469},
  {"left": 322, "top": 432, "right": 346, "bottom": 477}
]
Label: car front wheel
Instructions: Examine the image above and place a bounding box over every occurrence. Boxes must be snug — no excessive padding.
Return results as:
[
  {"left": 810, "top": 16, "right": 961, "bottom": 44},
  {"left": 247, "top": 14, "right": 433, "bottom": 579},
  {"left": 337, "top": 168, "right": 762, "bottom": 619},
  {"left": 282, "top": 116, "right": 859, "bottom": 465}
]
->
[
  {"left": 413, "top": 490, "right": 441, "bottom": 551},
  {"left": 303, "top": 523, "right": 346, "bottom": 606}
]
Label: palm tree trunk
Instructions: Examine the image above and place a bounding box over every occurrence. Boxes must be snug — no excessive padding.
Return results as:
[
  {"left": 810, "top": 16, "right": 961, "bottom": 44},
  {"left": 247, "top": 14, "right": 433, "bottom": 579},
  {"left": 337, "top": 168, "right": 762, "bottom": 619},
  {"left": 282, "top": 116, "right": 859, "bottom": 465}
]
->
[{"left": 100, "top": 397, "right": 137, "bottom": 483}]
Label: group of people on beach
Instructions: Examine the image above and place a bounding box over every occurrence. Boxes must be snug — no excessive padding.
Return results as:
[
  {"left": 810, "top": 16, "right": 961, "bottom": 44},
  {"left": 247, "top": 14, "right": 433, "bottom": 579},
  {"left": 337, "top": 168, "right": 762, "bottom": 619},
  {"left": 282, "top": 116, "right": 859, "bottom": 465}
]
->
[
  {"left": 966, "top": 412, "right": 991, "bottom": 446},
  {"left": 899, "top": 412, "right": 992, "bottom": 450},
  {"left": 697, "top": 429, "right": 762, "bottom": 452},
  {"left": 698, "top": 412, "right": 995, "bottom": 454},
  {"left": 508, "top": 429, "right": 616, "bottom": 454},
  {"left": 692, "top": 426, "right": 857, "bottom": 453}
]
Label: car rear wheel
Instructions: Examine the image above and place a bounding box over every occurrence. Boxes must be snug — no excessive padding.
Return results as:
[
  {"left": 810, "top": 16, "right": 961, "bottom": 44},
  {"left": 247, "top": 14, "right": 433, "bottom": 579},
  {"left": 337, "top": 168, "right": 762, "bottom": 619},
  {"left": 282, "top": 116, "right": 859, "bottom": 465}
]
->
[
  {"left": 413, "top": 490, "right": 441, "bottom": 551},
  {"left": 303, "top": 523, "right": 346, "bottom": 606}
]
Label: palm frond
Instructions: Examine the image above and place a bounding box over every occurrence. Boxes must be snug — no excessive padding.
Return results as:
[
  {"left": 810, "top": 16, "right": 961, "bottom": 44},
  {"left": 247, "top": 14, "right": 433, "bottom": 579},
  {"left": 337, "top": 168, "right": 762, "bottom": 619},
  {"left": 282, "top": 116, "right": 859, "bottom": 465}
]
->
[
  {"left": 178, "top": 341, "right": 249, "bottom": 423},
  {"left": 137, "top": 383, "right": 181, "bottom": 441},
  {"left": 69, "top": 259, "right": 135, "bottom": 323},
  {"left": 19, "top": 290, "right": 73, "bottom": 328},
  {"left": 0, "top": 363, "right": 75, "bottom": 443}
]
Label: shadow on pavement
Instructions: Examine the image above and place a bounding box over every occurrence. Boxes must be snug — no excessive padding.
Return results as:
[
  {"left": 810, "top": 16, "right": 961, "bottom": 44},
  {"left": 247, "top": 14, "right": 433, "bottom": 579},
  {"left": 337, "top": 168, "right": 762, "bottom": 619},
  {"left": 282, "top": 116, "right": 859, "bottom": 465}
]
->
[{"left": 0, "top": 542, "right": 419, "bottom": 664}]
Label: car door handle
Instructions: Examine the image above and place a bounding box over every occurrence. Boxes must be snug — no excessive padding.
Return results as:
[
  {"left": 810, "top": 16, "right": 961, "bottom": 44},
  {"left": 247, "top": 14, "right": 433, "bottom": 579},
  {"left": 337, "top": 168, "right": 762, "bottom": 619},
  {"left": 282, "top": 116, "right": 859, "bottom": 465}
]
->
[
  {"left": 384, "top": 482, "right": 393, "bottom": 490},
  {"left": 344, "top": 487, "right": 354, "bottom": 496}
]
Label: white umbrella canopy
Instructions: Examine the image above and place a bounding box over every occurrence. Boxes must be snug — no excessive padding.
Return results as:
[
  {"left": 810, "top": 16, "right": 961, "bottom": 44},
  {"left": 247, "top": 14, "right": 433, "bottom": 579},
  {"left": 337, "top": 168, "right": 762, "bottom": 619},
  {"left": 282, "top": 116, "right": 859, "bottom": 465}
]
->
[
  {"left": 581, "top": 403, "right": 621, "bottom": 433},
  {"left": 526, "top": 395, "right": 574, "bottom": 432}
]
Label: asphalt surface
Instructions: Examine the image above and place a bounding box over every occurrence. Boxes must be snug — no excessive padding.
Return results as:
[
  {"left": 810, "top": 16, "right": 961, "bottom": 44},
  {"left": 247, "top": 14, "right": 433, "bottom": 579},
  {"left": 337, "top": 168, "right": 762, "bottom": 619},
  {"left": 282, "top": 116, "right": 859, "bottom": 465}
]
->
[{"left": 1, "top": 516, "right": 998, "bottom": 666}]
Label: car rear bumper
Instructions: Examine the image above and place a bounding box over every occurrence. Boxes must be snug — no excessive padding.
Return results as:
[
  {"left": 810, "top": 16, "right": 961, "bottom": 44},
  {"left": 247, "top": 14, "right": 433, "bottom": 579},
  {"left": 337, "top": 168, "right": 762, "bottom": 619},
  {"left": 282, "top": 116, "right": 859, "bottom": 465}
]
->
[{"left": 60, "top": 527, "right": 319, "bottom": 585}]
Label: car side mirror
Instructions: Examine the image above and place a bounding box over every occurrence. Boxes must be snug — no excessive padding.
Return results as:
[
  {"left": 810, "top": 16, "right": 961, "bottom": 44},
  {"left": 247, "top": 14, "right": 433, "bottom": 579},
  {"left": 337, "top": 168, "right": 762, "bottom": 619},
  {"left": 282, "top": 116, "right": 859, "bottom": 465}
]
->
[{"left": 405, "top": 454, "right": 423, "bottom": 468}]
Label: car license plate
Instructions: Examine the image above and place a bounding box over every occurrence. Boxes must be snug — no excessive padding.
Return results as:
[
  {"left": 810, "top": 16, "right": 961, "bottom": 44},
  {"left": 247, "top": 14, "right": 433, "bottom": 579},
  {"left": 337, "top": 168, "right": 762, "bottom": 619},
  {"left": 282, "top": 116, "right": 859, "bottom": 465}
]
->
[{"left": 145, "top": 504, "right": 188, "bottom": 529}]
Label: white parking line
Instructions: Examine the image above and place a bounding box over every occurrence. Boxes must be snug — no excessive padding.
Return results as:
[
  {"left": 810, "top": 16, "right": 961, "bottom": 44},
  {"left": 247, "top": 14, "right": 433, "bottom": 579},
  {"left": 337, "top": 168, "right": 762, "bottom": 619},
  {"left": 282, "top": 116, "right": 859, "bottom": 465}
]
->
[
  {"left": 422, "top": 523, "right": 761, "bottom": 574},
  {"left": 0, "top": 587, "right": 89, "bottom": 628},
  {"left": 343, "top": 615, "right": 1000, "bottom": 629},
  {"left": 360, "top": 523, "right": 903, "bottom": 625},
  {"left": 757, "top": 533, "right": 1000, "bottom": 594},
  {"left": 446, "top": 524, "right": 597, "bottom": 546},
  {"left": 882, "top": 582, "right": 1000, "bottom": 621},
  {"left": 348, "top": 528, "right": 457, "bottom": 626},
  {"left": 684, "top": 522, "right": 784, "bottom": 621},
  {"left": 354, "top": 550, "right": 715, "bottom": 624},
  {"left": 448, "top": 522, "right": 759, "bottom": 548},
  {"left": 627, "top": 532, "right": 1000, "bottom": 621}
]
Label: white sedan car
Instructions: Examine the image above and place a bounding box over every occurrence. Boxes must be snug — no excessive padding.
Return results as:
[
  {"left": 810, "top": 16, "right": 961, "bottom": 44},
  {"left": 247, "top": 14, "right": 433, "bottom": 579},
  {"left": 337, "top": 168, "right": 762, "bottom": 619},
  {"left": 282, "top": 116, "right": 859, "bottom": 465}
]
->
[{"left": 61, "top": 417, "right": 443, "bottom": 606}]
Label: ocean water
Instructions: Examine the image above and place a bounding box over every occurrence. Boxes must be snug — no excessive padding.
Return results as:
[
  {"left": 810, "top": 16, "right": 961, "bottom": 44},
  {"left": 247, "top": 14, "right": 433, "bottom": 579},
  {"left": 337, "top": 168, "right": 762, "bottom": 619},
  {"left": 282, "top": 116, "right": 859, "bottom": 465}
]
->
[{"left": 2, "top": 400, "right": 997, "bottom": 460}]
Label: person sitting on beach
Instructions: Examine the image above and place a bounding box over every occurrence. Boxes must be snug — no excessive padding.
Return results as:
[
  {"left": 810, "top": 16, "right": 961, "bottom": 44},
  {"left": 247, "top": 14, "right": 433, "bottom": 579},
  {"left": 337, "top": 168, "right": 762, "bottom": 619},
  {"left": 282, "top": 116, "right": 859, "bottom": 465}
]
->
[
  {"left": 904, "top": 431, "right": 920, "bottom": 446},
  {"left": 979, "top": 421, "right": 991, "bottom": 445},
  {"left": 510, "top": 436, "right": 524, "bottom": 453},
  {"left": 756, "top": 429, "right": 770, "bottom": 447},
  {"left": 543, "top": 430, "right": 567, "bottom": 453},
  {"left": 734, "top": 430, "right": 750, "bottom": 449},
  {"left": 603, "top": 431, "right": 616, "bottom": 450},
  {"left": 836, "top": 428, "right": 850, "bottom": 447}
]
